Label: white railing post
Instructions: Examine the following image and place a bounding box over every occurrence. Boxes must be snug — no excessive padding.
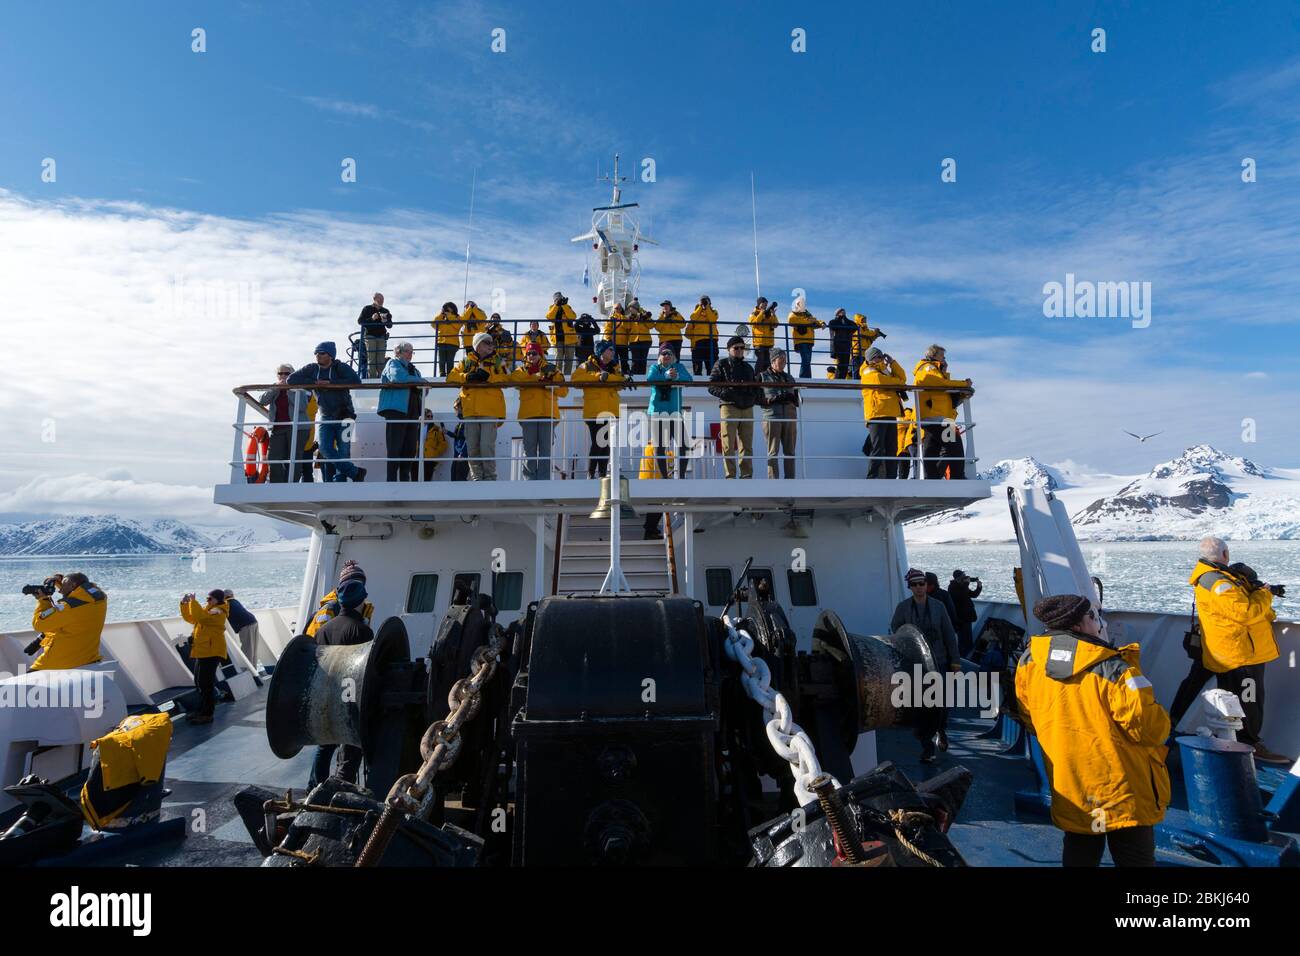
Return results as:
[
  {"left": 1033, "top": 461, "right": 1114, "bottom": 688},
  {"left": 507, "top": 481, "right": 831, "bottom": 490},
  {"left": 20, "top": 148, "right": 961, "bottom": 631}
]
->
[
  {"left": 231, "top": 398, "right": 247, "bottom": 485},
  {"left": 962, "top": 396, "right": 976, "bottom": 476},
  {"left": 599, "top": 414, "right": 631, "bottom": 594}
]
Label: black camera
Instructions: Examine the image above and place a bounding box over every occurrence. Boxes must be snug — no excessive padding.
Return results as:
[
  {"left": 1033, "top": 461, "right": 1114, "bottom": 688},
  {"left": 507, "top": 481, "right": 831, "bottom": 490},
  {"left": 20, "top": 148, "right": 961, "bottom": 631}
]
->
[{"left": 22, "top": 583, "right": 55, "bottom": 597}]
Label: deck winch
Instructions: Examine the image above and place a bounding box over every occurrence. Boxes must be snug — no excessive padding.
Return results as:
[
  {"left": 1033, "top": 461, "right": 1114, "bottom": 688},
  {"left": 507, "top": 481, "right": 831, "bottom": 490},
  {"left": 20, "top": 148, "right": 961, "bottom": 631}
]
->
[{"left": 255, "top": 583, "right": 972, "bottom": 866}]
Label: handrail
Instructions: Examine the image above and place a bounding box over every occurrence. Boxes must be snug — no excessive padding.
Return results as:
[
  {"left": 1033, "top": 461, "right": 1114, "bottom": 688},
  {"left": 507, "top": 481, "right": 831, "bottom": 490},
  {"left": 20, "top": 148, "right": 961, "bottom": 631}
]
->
[{"left": 234, "top": 380, "right": 971, "bottom": 396}]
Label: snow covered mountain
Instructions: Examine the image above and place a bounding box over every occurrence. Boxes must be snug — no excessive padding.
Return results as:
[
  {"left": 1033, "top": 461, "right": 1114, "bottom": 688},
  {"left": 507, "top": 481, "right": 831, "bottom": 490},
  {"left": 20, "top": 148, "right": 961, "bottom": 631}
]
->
[
  {"left": 906, "top": 446, "right": 1300, "bottom": 544},
  {"left": 0, "top": 515, "right": 309, "bottom": 556}
]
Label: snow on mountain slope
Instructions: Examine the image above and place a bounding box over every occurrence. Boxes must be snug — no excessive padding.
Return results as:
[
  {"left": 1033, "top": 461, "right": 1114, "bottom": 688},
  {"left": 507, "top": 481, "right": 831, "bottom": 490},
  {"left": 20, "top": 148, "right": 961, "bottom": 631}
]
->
[
  {"left": 0, "top": 515, "right": 308, "bottom": 555},
  {"left": 905, "top": 446, "right": 1300, "bottom": 544}
]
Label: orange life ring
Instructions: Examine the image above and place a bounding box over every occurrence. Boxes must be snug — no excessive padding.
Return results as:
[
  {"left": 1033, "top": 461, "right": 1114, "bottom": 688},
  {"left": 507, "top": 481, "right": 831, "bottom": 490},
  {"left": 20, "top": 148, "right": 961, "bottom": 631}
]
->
[{"left": 244, "top": 427, "right": 270, "bottom": 483}]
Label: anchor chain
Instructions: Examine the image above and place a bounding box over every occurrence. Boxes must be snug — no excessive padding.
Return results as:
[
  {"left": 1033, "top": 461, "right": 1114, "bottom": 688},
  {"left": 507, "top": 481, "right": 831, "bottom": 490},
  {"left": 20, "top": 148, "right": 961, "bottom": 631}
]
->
[{"left": 354, "top": 629, "right": 507, "bottom": 867}]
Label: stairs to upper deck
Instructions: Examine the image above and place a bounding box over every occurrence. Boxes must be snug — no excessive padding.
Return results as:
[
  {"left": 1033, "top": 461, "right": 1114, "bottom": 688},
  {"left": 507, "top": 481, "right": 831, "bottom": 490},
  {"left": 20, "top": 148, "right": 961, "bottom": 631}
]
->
[{"left": 554, "top": 514, "right": 674, "bottom": 594}]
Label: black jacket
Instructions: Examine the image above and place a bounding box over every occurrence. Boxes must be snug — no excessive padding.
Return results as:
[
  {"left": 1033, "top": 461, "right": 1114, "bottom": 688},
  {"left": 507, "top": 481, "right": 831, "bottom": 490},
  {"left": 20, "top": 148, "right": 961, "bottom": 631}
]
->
[
  {"left": 708, "top": 356, "right": 758, "bottom": 408},
  {"left": 928, "top": 586, "right": 959, "bottom": 629},
  {"left": 828, "top": 315, "right": 856, "bottom": 356},
  {"left": 358, "top": 304, "right": 393, "bottom": 337},
  {"left": 572, "top": 316, "right": 600, "bottom": 349},
  {"left": 759, "top": 369, "right": 800, "bottom": 410},
  {"left": 315, "top": 607, "right": 374, "bottom": 647},
  {"left": 949, "top": 578, "right": 982, "bottom": 623}
]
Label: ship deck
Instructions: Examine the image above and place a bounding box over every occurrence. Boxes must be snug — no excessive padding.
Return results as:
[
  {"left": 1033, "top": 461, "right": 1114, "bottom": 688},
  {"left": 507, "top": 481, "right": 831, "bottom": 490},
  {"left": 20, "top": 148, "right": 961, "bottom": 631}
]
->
[{"left": 16, "top": 680, "right": 1227, "bottom": 868}]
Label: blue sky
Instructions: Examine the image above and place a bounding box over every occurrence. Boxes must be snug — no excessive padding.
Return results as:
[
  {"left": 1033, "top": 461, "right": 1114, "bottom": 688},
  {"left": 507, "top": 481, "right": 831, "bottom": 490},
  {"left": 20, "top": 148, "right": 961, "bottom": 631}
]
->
[{"left": 1, "top": 0, "right": 1298, "bottom": 516}]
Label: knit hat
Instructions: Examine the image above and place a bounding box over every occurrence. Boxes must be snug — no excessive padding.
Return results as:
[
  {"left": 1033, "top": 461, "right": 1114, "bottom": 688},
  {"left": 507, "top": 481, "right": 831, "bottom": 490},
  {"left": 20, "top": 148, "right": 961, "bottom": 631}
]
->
[
  {"left": 726, "top": 335, "right": 747, "bottom": 349},
  {"left": 924, "top": 571, "right": 939, "bottom": 587},
  {"left": 337, "top": 580, "right": 367, "bottom": 610},
  {"left": 338, "top": 560, "right": 366, "bottom": 587},
  {"left": 865, "top": 347, "right": 883, "bottom": 362},
  {"left": 595, "top": 339, "right": 613, "bottom": 357},
  {"left": 472, "top": 332, "right": 494, "bottom": 350},
  {"left": 770, "top": 348, "right": 787, "bottom": 362},
  {"left": 525, "top": 342, "right": 544, "bottom": 356},
  {"left": 314, "top": 341, "right": 337, "bottom": 358},
  {"left": 658, "top": 343, "right": 675, "bottom": 355},
  {"left": 1033, "top": 594, "right": 1092, "bottom": 630},
  {"left": 905, "top": 568, "right": 926, "bottom": 586}
]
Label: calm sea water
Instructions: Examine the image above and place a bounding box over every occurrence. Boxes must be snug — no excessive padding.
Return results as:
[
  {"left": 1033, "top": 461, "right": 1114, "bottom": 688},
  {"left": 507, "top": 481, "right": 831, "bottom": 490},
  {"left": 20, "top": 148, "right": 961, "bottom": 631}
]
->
[{"left": 2, "top": 541, "right": 1298, "bottom": 633}]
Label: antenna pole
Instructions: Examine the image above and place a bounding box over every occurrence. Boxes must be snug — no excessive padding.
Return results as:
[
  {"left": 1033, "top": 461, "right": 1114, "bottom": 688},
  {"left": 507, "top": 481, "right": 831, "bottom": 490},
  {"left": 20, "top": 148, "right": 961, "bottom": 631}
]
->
[
  {"left": 750, "top": 172, "right": 761, "bottom": 298},
  {"left": 462, "top": 167, "right": 478, "bottom": 304}
]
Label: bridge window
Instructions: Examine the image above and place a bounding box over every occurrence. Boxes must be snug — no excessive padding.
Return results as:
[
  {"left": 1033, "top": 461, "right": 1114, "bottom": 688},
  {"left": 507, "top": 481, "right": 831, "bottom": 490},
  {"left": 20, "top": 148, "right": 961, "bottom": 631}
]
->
[
  {"left": 745, "top": 568, "right": 775, "bottom": 600},
  {"left": 786, "top": 569, "right": 817, "bottom": 607},
  {"left": 705, "top": 568, "right": 733, "bottom": 607},
  {"left": 406, "top": 574, "right": 439, "bottom": 614},
  {"left": 451, "top": 573, "right": 481, "bottom": 604},
  {"left": 493, "top": 571, "right": 524, "bottom": 611}
]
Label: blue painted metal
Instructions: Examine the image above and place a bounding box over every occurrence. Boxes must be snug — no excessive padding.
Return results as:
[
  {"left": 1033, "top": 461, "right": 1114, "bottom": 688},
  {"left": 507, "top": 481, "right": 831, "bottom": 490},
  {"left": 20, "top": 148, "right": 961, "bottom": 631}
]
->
[
  {"left": 1013, "top": 733, "right": 1053, "bottom": 818},
  {"left": 1178, "top": 735, "right": 1268, "bottom": 842},
  {"left": 1264, "top": 767, "right": 1300, "bottom": 834}
]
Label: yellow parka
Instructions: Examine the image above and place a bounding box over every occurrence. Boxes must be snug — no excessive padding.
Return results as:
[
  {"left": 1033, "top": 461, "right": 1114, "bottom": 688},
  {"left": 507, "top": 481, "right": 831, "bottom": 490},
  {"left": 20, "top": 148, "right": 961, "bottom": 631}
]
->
[
  {"left": 749, "top": 308, "right": 778, "bottom": 348},
  {"left": 460, "top": 305, "right": 487, "bottom": 350},
  {"left": 29, "top": 585, "right": 107, "bottom": 671},
  {"left": 433, "top": 310, "right": 462, "bottom": 346},
  {"left": 656, "top": 310, "right": 687, "bottom": 341},
  {"left": 913, "top": 359, "right": 971, "bottom": 422},
  {"left": 603, "top": 311, "right": 632, "bottom": 346},
  {"left": 685, "top": 305, "right": 718, "bottom": 342},
  {"left": 1188, "top": 561, "right": 1279, "bottom": 672},
  {"left": 81, "top": 712, "right": 174, "bottom": 829},
  {"left": 510, "top": 364, "right": 569, "bottom": 420},
  {"left": 180, "top": 598, "right": 229, "bottom": 660},
  {"left": 424, "top": 425, "right": 448, "bottom": 461},
  {"left": 898, "top": 407, "right": 917, "bottom": 454},
  {"left": 523, "top": 329, "right": 551, "bottom": 352},
  {"left": 853, "top": 314, "right": 884, "bottom": 354},
  {"left": 860, "top": 356, "right": 907, "bottom": 421},
  {"left": 447, "top": 351, "right": 509, "bottom": 419},
  {"left": 1015, "top": 630, "right": 1170, "bottom": 834},
  {"left": 788, "top": 310, "right": 824, "bottom": 345},
  {"left": 547, "top": 302, "right": 576, "bottom": 342},
  {"left": 571, "top": 356, "right": 627, "bottom": 419},
  {"left": 628, "top": 310, "right": 654, "bottom": 344},
  {"left": 305, "top": 590, "right": 375, "bottom": 638}
]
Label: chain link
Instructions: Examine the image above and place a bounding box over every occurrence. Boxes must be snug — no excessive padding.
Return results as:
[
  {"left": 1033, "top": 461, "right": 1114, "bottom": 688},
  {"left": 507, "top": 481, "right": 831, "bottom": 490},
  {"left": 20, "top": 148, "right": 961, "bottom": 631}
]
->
[
  {"left": 354, "top": 629, "right": 507, "bottom": 866},
  {"left": 722, "top": 615, "right": 836, "bottom": 807}
]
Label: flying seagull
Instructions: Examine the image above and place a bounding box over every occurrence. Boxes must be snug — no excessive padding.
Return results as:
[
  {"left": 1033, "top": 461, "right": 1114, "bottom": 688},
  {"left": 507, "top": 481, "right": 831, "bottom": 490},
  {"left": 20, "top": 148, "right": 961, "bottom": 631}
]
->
[{"left": 1123, "top": 430, "right": 1162, "bottom": 443}]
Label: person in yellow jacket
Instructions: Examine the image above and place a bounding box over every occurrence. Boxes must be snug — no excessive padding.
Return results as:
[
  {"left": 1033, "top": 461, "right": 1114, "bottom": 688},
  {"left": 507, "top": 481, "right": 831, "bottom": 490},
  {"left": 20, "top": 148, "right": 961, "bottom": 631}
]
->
[
  {"left": 603, "top": 304, "right": 632, "bottom": 370},
  {"left": 851, "top": 313, "right": 885, "bottom": 368},
  {"left": 522, "top": 320, "right": 551, "bottom": 355},
  {"left": 787, "top": 298, "right": 824, "bottom": 379},
  {"left": 686, "top": 295, "right": 719, "bottom": 375},
  {"left": 27, "top": 573, "right": 106, "bottom": 671},
  {"left": 510, "top": 343, "right": 569, "bottom": 480},
  {"left": 571, "top": 340, "right": 627, "bottom": 478},
  {"left": 860, "top": 347, "right": 908, "bottom": 479},
  {"left": 748, "top": 297, "right": 777, "bottom": 373},
  {"left": 305, "top": 561, "right": 375, "bottom": 637},
  {"left": 1015, "top": 593, "right": 1170, "bottom": 867},
  {"left": 897, "top": 407, "right": 917, "bottom": 479},
  {"left": 626, "top": 300, "right": 654, "bottom": 374},
  {"left": 913, "top": 345, "right": 973, "bottom": 479},
  {"left": 460, "top": 300, "right": 486, "bottom": 351},
  {"left": 1167, "top": 537, "right": 1288, "bottom": 764},
  {"left": 421, "top": 412, "right": 449, "bottom": 481},
  {"left": 547, "top": 292, "right": 577, "bottom": 374},
  {"left": 655, "top": 300, "right": 687, "bottom": 361},
  {"left": 432, "top": 301, "right": 462, "bottom": 376},
  {"left": 180, "top": 589, "right": 230, "bottom": 724},
  {"left": 447, "top": 332, "right": 509, "bottom": 480}
]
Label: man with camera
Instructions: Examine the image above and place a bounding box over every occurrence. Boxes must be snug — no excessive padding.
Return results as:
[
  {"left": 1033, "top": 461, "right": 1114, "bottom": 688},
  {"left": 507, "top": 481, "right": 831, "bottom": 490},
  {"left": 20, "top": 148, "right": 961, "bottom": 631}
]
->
[
  {"left": 1168, "top": 536, "right": 1289, "bottom": 764},
  {"left": 24, "top": 573, "right": 107, "bottom": 671},
  {"left": 547, "top": 292, "right": 576, "bottom": 375},
  {"left": 948, "top": 570, "right": 983, "bottom": 658},
  {"left": 356, "top": 292, "right": 393, "bottom": 378}
]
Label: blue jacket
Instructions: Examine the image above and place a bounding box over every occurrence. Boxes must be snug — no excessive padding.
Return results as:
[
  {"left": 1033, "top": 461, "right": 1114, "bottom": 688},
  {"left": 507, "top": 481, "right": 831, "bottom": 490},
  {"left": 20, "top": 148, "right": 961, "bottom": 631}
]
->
[
  {"left": 287, "top": 360, "right": 361, "bottom": 421},
  {"left": 226, "top": 599, "right": 258, "bottom": 631},
  {"left": 378, "top": 358, "right": 428, "bottom": 416},
  {"left": 646, "top": 361, "right": 692, "bottom": 415}
]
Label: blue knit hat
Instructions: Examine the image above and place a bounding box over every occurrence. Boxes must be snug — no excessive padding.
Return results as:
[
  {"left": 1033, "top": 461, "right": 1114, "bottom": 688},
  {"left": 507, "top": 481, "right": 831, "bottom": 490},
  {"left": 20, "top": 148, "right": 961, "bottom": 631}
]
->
[
  {"left": 314, "top": 341, "right": 337, "bottom": 358},
  {"left": 337, "top": 579, "right": 367, "bottom": 610},
  {"left": 595, "top": 339, "right": 613, "bottom": 357}
]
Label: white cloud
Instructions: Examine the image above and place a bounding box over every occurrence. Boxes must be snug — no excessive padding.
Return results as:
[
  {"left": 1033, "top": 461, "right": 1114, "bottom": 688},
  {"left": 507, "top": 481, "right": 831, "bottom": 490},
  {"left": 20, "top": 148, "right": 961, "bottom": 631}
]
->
[{"left": 0, "top": 474, "right": 236, "bottom": 523}]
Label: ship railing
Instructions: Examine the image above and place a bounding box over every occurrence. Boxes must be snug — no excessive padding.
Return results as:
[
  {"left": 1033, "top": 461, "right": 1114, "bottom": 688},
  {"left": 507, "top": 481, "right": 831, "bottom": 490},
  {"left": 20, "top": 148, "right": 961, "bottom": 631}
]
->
[
  {"left": 229, "top": 380, "right": 977, "bottom": 485},
  {"left": 344, "top": 317, "right": 922, "bottom": 381}
]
